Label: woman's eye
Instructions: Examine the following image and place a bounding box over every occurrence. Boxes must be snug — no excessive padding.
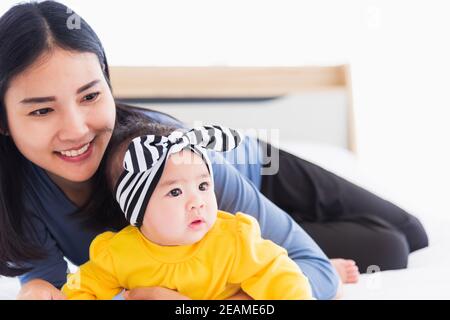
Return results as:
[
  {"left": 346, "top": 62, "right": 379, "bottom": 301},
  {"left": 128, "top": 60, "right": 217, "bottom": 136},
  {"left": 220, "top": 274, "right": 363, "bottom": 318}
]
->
[
  {"left": 169, "top": 188, "right": 182, "bottom": 197},
  {"left": 29, "top": 108, "right": 53, "bottom": 116},
  {"left": 83, "top": 92, "right": 100, "bottom": 102},
  {"left": 199, "top": 182, "right": 209, "bottom": 191}
]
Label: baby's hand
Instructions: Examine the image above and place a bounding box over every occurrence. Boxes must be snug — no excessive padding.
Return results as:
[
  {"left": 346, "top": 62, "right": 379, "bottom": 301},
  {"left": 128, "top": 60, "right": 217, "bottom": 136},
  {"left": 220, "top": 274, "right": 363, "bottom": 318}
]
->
[{"left": 123, "top": 286, "right": 191, "bottom": 300}]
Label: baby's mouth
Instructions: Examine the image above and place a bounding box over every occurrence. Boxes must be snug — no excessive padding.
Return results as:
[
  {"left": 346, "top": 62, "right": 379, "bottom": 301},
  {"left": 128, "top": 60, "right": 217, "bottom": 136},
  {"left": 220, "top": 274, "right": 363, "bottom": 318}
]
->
[{"left": 189, "top": 218, "right": 205, "bottom": 228}]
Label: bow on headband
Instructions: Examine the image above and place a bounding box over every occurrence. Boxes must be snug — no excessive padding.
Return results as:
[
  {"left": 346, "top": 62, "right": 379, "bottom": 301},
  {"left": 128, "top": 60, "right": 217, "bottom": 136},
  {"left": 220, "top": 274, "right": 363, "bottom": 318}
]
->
[{"left": 115, "top": 125, "right": 242, "bottom": 227}]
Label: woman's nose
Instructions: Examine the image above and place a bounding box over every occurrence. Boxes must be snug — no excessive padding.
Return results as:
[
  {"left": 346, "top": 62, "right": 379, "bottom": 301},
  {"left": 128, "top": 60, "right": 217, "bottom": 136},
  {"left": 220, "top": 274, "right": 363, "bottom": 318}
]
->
[{"left": 58, "top": 104, "right": 89, "bottom": 141}]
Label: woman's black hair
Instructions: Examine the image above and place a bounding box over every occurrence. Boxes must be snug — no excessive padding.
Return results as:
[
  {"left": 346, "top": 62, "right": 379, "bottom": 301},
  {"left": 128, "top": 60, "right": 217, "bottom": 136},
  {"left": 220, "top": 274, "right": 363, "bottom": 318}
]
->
[{"left": 0, "top": 1, "right": 176, "bottom": 277}]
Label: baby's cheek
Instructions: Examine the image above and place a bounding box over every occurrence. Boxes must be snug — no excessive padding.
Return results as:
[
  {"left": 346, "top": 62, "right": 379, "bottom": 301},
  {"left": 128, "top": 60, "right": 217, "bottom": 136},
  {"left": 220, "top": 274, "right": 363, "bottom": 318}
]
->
[
  {"left": 157, "top": 212, "right": 184, "bottom": 234},
  {"left": 206, "top": 193, "right": 218, "bottom": 213}
]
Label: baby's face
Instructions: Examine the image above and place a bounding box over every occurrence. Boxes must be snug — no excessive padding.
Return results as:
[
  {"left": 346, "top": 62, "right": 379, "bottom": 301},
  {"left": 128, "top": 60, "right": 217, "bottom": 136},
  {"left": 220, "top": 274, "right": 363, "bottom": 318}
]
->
[{"left": 140, "top": 150, "right": 218, "bottom": 246}]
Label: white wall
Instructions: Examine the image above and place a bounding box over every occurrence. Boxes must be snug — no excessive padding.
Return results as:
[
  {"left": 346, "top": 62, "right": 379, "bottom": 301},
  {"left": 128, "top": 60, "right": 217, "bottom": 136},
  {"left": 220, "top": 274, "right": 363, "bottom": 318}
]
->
[{"left": 1, "top": 0, "right": 449, "bottom": 219}]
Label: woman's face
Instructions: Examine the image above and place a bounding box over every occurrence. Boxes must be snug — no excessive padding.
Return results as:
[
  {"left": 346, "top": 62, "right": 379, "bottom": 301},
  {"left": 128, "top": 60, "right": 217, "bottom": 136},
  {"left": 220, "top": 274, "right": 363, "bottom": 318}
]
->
[{"left": 4, "top": 48, "right": 116, "bottom": 184}]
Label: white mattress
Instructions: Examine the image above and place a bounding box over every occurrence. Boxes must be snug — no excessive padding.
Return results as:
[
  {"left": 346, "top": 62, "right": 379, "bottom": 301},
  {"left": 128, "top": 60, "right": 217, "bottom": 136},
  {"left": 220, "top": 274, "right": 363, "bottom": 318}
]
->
[
  {"left": 341, "top": 216, "right": 450, "bottom": 299},
  {"left": 280, "top": 141, "right": 450, "bottom": 300},
  {"left": 1, "top": 141, "right": 447, "bottom": 299}
]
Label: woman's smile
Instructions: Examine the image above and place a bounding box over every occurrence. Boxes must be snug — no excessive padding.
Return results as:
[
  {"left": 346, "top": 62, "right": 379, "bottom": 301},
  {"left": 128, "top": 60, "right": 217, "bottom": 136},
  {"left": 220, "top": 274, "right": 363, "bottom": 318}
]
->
[{"left": 54, "top": 136, "right": 96, "bottom": 163}]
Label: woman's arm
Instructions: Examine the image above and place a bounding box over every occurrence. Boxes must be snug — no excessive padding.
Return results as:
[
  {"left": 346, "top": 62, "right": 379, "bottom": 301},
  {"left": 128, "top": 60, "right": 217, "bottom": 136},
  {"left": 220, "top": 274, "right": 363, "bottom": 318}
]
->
[{"left": 209, "top": 146, "right": 340, "bottom": 300}]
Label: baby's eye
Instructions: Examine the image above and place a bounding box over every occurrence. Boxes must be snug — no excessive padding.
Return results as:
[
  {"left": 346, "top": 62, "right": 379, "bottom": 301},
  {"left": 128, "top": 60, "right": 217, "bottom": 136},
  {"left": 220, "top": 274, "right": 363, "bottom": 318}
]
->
[
  {"left": 199, "top": 182, "right": 209, "bottom": 191},
  {"left": 168, "top": 188, "right": 182, "bottom": 197}
]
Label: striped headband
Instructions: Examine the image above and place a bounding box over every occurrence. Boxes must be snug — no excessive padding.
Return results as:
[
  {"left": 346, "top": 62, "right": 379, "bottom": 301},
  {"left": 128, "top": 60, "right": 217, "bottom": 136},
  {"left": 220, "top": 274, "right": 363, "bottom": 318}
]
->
[{"left": 114, "top": 125, "right": 242, "bottom": 226}]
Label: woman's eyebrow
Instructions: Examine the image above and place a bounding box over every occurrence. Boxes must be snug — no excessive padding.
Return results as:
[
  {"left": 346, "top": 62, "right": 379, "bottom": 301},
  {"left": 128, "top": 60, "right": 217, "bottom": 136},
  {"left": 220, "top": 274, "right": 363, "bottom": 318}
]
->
[
  {"left": 20, "top": 79, "right": 101, "bottom": 104},
  {"left": 20, "top": 96, "right": 56, "bottom": 104},
  {"left": 76, "top": 79, "right": 101, "bottom": 94}
]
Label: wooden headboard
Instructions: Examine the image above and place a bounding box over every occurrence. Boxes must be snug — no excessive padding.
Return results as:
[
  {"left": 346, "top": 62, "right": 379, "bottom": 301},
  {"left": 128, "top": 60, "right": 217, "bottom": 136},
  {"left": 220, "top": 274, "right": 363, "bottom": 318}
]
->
[{"left": 109, "top": 65, "right": 356, "bottom": 153}]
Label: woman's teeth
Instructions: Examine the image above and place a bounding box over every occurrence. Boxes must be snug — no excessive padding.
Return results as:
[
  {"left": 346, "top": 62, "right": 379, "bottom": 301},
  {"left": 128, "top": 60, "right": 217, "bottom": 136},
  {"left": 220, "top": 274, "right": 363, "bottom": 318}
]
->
[{"left": 59, "top": 143, "right": 90, "bottom": 157}]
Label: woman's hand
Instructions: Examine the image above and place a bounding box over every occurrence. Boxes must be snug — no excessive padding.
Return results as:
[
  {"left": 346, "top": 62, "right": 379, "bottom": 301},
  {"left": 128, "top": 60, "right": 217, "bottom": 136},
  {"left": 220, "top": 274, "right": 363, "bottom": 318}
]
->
[
  {"left": 17, "top": 279, "right": 66, "bottom": 300},
  {"left": 225, "top": 289, "right": 253, "bottom": 300},
  {"left": 123, "top": 286, "right": 191, "bottom": 300}
]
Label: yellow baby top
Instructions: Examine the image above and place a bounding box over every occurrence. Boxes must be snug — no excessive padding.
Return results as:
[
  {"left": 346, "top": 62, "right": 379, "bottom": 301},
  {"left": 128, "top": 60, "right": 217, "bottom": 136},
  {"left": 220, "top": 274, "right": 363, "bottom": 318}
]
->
[{"left": 62, "top": 211, "right": 313, "bottom": 300}]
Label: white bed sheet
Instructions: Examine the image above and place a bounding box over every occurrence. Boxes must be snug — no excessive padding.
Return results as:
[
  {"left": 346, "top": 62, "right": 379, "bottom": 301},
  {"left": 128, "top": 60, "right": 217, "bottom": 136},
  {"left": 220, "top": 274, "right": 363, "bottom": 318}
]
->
[
  {"left": 1, "top": 141, "right": 448, "bottom": 299},
  {"left": 279, "top": 140, "right": 450, "bottom": 300}
]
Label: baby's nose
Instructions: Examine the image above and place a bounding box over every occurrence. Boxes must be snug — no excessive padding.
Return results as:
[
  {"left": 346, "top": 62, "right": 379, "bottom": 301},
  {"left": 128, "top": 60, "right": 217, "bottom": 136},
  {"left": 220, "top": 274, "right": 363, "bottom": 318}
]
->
[{"left": 187, "top": 194, "right": 205, "bottom": 210}]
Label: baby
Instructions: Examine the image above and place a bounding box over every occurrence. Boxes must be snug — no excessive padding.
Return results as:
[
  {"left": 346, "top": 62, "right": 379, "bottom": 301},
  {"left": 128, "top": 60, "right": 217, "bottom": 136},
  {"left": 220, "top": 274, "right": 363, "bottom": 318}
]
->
[{"left": 62, "top": 124, "right": 313, "bottom": 300}]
